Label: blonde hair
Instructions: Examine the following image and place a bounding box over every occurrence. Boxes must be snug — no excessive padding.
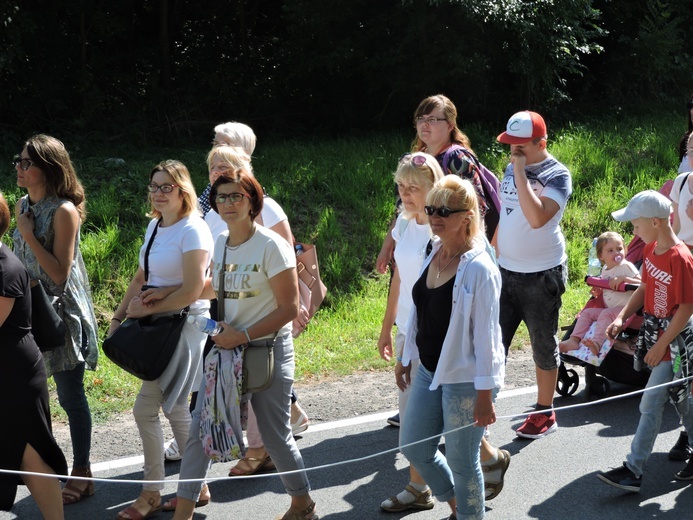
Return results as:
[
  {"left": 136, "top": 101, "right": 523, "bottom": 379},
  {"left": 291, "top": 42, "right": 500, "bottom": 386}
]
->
[
  {"left": 147, "top": 160, "right": 199, "bottom": 219},
  {"left": 207, "top": 145, "right": 254, "bottom": 176},
  {"left": 394, "top": 153, "right": 444, "bottom": 219},
  {"left": 427, "top": 176, "right": 483, "bottom": 248}
]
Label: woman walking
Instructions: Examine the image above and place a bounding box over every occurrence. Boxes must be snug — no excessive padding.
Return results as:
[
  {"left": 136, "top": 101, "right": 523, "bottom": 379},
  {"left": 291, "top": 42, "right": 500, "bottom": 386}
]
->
[
  {"left": 109, "top": 160, "right": 213, "bottom": 519},
  {"left": 12, "top": 134, "right": 98, "bottom": 506},
  {"left": 170, "top": 167, "right": 318, "bottom": 520}
]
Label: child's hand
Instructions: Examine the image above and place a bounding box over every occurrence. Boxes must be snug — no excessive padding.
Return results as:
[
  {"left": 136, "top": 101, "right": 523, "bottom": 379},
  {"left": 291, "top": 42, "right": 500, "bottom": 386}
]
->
[
  {"left": 608, "top": 276, "right": 622, "bottom": 290},
  {"left": 606, "top": 318, "right": 623, "bottom": 340},
  {"left": 644, "top": 340, "right": 668, "bottom": 367}
]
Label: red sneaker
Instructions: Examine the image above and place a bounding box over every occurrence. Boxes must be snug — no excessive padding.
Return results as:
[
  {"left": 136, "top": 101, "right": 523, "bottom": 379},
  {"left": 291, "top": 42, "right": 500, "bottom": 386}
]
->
[{"left": 516, "top": 411, "right": 558, "bottom": 439}]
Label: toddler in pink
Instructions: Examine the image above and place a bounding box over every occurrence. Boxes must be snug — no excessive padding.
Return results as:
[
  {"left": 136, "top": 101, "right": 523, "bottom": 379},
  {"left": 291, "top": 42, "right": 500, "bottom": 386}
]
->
[{"left": 559, "top": 232, "right": 640, "bottom": 356}]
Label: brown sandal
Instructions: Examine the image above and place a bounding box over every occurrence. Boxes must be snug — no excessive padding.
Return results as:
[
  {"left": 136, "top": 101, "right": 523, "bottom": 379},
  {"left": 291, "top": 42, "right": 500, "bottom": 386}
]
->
[
  {"left": 276, "top": 500, "right": 319, "bottom": 520},
  {"left": 116, "top": 493, "right": 161, "bottom": 520},
  {"left": 228, "top": 455, "right": 276, "bottom": 477},
  {"left": 161, "top": 484, "right": 211, "bottom": 511},
  {"left": 62, "top": 466, "right": 95, "bottom": 505}
]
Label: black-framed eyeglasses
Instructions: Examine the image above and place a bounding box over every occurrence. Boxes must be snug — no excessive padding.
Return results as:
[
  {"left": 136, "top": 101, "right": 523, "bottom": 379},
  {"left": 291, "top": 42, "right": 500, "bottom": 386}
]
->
[
  {"left": 398, "top": 153, "right": 427, "bottom": 167},
  {"left": 12, "top": 155, "right": 33, "bottom": 172},
  {"left": 146, "top": 183, "right": 178, "bottom": 193},
  {"left": 424, "top": 205, "right": 466, "bottom": 218},
  {"left": 215, "top": 192, "right": 247, "bottom": 205},
  {"left": 414, "top": 116, "right": 447, "bottom": 125}
]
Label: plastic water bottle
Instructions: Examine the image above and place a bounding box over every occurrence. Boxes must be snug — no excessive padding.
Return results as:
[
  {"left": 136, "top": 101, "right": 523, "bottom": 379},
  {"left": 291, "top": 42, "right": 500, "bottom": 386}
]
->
[
  {"left": 187, "top": 315, "right": 222, "bottom": 335},
  {"left": 587, "top": 237, "right": 602, "bottom": 277},
  {"left": 294, "top": 243, "right": 304, "bottom": 257}
]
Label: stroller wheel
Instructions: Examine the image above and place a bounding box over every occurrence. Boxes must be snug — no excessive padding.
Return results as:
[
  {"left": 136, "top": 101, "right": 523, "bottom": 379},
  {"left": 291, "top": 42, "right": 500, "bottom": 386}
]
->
[
  {"left": 588, "top": 377, "right": 611, "bottom": 399},
  {"left": 556, "top": 367, "right": 580, "bottom": 396}
]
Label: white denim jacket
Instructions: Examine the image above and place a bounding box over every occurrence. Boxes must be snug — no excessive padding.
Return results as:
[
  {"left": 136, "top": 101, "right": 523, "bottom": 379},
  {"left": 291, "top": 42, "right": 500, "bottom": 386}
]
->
[{"left": 402, "top": 237, "right": 505, "bottom": 391}]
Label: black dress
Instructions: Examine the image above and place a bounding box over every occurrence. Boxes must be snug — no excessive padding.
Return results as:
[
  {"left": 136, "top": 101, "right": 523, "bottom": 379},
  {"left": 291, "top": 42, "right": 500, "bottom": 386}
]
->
[{"left": 0, "top": 243, "right": 67, "bottom": 511}]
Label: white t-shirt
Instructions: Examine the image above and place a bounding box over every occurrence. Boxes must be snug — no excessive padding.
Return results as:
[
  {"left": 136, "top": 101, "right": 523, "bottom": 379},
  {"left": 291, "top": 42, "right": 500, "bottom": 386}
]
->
[
  {"left": 211, "top": 225, "right": 296, "bottom": 338},
  {"left": 601, "top": 261, "right": 640, "bottom": 308},
  {"left": 671, "top": 171, "right": 693, "bottom": 247},
  {"left": 497, "top": 154, "right": 572, "bottom": 272},
  {"left": 391, "top": 214, "right": 432, "bottom": 328},
  {"left": 205, "top": 196, "right": 288, "bottom": 241},
  {"left": 139, "top": 215, "right": 214, "bottom": 311}
]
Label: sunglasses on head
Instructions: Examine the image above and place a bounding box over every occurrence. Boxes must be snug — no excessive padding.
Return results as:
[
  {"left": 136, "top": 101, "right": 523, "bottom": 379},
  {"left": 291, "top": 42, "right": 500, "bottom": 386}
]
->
[
  {"left": 399, "top": 153, "right": 427, "bottom": 167},
  {"left": 424, "top": 205, "right": 466, "bottom": 218}
]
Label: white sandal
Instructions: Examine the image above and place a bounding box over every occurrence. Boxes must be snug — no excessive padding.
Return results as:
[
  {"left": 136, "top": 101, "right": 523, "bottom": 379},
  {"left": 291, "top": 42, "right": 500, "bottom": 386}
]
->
[{"left": 164, "top": 439, "right": 182, "bottom": 461}]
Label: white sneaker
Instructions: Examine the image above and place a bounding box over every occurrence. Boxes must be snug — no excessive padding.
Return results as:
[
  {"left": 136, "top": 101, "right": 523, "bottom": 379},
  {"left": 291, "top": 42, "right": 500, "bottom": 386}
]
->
[
  {"left": 290, "top": 402, "right": 310, "bottom": 435},
  {"left": 164, "top": 439, "right": 182, "bottom": 461}
]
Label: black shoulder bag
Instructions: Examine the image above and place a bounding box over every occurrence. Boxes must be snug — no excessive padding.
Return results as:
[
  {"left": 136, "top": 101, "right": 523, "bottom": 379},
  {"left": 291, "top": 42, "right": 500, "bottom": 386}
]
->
[{"left": 103, "top": 219, "right": 189, "bottom": 380}]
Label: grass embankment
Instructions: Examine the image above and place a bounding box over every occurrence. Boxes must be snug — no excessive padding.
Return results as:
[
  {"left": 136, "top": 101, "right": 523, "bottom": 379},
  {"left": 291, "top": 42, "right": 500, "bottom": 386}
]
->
[{"left": 2, "top": 114, "right": 683, "bottom": 422}]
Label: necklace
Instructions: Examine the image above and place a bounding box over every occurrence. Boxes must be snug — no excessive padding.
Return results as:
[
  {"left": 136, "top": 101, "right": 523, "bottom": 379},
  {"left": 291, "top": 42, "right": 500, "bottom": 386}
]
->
[
  {"left": 226, "top": 224, "right": 256, "bottom": 250},
  {"left": 436, "top": 245, "right": 466, "bottom": 278}
]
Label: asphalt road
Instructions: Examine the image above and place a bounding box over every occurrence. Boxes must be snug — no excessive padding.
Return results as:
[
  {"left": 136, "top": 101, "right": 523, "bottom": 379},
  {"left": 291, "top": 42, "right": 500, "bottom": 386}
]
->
[{"left": 5, "top": 382, "right": 693, "bottom": 519}]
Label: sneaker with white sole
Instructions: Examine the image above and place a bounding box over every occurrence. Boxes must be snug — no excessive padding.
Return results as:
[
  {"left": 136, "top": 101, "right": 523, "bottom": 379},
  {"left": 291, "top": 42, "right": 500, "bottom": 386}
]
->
[
  {"left": 164, "top": 439, "right": 182, "bottom": 461},
  {"left": 483, "top": 449, "right": 511, "bottom": 500},
  {"left": 597, "top": 463, "right": 641, "bottom": 492},
  {"left": 516, "top": 411, "right": 557, "bottom": 439},
  {"left": 387, "top": 413, "right": 400, "bottom": 427}
]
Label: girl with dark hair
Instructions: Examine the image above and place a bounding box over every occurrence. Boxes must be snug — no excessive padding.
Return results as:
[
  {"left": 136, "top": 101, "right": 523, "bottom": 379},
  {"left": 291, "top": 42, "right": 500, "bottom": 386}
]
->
[{"left": 12, "top": 134, "right": 98, "bottom": 506}]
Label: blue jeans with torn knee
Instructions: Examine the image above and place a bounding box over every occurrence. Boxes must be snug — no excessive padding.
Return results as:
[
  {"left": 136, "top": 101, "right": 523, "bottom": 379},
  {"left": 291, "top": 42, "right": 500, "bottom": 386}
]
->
[{"left": 400, "top": 365, "right": 488, "bottom": 520}]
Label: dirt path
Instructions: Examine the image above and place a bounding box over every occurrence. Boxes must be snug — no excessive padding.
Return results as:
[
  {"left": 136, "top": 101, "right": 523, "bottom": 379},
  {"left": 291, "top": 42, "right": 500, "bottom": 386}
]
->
[{"left": 53, "top": 346, "right": 536, "bottom": 463}]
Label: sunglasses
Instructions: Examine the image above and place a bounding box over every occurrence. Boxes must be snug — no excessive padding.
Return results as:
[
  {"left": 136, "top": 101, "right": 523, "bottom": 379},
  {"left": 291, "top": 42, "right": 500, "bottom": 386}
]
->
[
  {"left": 399, "top": 153, "right": 427, "bottom": 167},
  {"left": 12, "top": 155, "right": 33, "bottom": 171},
  {"left": 424, "top": 205, "right": 467, "bottom": 218}
]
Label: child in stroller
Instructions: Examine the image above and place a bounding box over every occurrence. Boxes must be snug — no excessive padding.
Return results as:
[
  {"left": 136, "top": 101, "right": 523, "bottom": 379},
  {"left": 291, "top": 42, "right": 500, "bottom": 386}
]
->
[
  {"left": 557, "top": 234, "right": 648, "bottom": 399},
  {"left": 559, "top": 231, "right": 640, "bottom": 359},
  {"left": 557, "top": 181, "right": 677, "bottom": 399}
]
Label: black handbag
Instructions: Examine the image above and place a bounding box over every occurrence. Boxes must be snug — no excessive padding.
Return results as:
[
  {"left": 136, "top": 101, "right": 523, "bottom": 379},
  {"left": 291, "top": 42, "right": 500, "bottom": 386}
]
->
[
  {"left": 103, "top": 219, "right": 189, "bottom": 380},
  {"left": 102, "top": 308, "right": 189, "bottom": 380},
  {"left": 30, "top": 281, "right": 66, "bottom": 352}
]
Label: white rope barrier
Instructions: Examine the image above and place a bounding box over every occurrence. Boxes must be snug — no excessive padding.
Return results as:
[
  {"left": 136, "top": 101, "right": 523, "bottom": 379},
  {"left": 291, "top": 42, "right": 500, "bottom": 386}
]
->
[{"left": 1, "top": 375, "right": 690, "bottom": 485}]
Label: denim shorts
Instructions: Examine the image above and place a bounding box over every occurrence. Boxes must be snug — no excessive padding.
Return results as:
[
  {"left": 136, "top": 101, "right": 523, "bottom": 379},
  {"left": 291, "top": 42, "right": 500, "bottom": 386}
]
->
[{"left": 499, "top": 263, "right": 567, "bottom": 370}]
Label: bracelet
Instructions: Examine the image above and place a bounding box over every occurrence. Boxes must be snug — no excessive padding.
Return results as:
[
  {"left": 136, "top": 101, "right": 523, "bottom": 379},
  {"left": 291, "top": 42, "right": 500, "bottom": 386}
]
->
[
  {"left": 243, "top": 328, "right": 252, "bottom": 343},
  {"left": 396, "top": 356, "right": 403, "bottom": 362},
  {"left": 111, "top": 317, "right": 122, "bottom": 323}
]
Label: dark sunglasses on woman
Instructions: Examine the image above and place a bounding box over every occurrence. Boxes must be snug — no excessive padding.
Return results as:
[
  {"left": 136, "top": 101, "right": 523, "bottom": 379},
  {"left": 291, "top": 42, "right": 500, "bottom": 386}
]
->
[{"left": 424, "top": 205, "right": 466, "bottom": 218}]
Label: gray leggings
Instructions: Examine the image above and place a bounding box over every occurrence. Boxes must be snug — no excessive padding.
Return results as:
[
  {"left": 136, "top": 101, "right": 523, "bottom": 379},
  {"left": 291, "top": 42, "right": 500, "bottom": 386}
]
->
[{"left": 177, "top": 333, "right": 311, "bottom": 501}]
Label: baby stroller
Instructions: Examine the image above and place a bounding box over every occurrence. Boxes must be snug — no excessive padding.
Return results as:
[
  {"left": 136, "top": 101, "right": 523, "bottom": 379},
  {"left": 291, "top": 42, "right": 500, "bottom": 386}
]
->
[
  {"left": 556, "top": 180, "right": 676, "bottom": 399},
  {"left": 556, "top": 276, "right": 647, "bottom": 399}
]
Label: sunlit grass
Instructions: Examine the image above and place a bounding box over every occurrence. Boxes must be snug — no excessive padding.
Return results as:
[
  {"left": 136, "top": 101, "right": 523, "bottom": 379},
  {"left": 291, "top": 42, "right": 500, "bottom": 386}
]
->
[{"left": 8, "top": 113, "right": 683, "bottom": 421}]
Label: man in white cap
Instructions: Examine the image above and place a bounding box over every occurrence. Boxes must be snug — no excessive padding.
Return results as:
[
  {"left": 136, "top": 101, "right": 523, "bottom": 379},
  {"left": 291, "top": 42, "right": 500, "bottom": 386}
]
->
[
  {"left": 598, "top": 189, "right": 693, "bottom": 492},
  {"left": 496, "top": 110, "right": 572, "bottom": 439}
]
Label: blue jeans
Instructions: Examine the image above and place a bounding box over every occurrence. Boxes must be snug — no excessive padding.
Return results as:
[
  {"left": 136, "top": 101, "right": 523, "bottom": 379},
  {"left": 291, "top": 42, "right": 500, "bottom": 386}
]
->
[
  {"left": 53, "top": 363, "right": 92, "bottom": 467},
  {"left": 400, "top": 366, "right": 487, "bottom": 520},
  {"left": 626, "top": 360, "right": 693, "bottom": 477}
]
